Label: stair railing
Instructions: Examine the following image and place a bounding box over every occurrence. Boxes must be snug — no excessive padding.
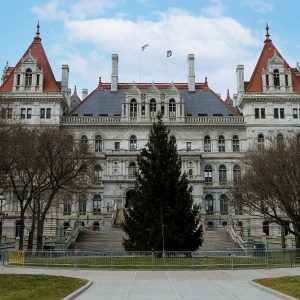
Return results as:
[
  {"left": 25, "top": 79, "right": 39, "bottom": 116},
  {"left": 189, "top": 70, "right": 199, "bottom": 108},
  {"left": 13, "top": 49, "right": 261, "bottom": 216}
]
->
[{"left": 227, "top": 225, "right": 246, "bottom": 251}]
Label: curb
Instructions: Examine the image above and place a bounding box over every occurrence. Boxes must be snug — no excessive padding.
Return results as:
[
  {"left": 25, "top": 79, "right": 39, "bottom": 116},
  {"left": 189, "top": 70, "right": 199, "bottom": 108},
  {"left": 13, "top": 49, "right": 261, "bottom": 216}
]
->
[
  {"left": 63, "top": 280, "right": 93, "bottom": 300},
  {"left": 250, "top": 280, "right": 297, "bottom": 300}
]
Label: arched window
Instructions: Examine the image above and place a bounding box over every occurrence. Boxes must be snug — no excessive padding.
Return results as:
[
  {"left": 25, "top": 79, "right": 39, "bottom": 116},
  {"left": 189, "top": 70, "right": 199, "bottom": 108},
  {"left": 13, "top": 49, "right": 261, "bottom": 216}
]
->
[
  {"left": 150, "top": 99, "right": 156, "bottom": 118},
  {"left": 219, "top": 165, "right": 227, "bottom": 184},
  {"left": 277, "top": 133, "right": 284, "bottom": 146},
  {"left": 258, "top": 134, "right": 264, "bottom": 150},
  {"left": 130, "top": 99, "right": 137, "bottom": 117},
  {"left": 78, "top": 195, "right": 86, "bottom": 214},
  {"left": 63, "top": 197, "right": 72, "bottom": 215},
  {"left": 95, "top": 135, "right": 102, "bottom": 152},
  {"left": 128, "top": 162, "right": 137, "bottom": 177},
  {"left": 273, "top": 69, "right": 280, "bottom": 87},
  {"left": 79, "top": 166, "right": 88, "bottom": 182},
  {"left": 232, "top": 135, "right": 240, "bottom": 152},
  {"left": 25, "top": 68, "right": 32, "bottom": 88},
  {"left": 220, "top": 194, "right": 229, "bottom": 214},
  {"left": 94, "top": 165, "right": 102, "bottom": 183},
  {"left": 204, "top": 135, "right": 211, "bottom": 152},
  {"left": 170, "top": 135, "right": 176, "bottom": 144},
  {"left": 233, "top": 164, "right": 241, "bottom": 182},
  {"left": 262, "top": 221, "right": 270, "bottom": 236},
  {"left": 169, "top": 99, "right": 176, "bottom": 117},
  {"left": 204, "top": 164, "right": 212, "bottom": 183},
  {"left": 188, "top": 169, "right": 193, "bottom": 179},
  {"left": 129, "top": 135, "right": 137, "bottom": 150},
  {"left": 93, "top": 194, "right": 101, "bottom": 213},
  {"left": 205, "top": 194, "right": 214, "bottom": 214},
  {"left": 125, "top": 189, "right": 135, "bottom": 208},
  {"left": 81, "top": 135, "right": 88, "bottom": 146},
  {"left": 218, "top": 135, "right": 225, "bottom": 152}
]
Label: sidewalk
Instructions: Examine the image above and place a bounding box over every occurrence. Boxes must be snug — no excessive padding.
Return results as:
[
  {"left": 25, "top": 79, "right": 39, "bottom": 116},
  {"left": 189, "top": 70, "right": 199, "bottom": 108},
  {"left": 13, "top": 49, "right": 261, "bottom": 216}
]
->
[{"left": 0, "top": 266, "right": 299, "bottom": 299}]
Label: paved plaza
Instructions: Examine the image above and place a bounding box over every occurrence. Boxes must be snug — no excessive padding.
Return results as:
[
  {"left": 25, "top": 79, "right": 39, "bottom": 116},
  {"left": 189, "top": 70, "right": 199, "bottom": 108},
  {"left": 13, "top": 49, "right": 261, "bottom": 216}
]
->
[{"left": 0, "top": 266, "right": 299, "bottom": 299}]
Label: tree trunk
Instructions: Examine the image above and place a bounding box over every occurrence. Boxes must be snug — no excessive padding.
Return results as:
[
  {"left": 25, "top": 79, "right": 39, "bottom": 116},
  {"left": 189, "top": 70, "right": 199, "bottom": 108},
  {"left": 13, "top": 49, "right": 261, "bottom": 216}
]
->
[
  {"left": 36, "top": 217, "right": 45, "bottom": 251},
  {"left": 27, "top": 217, "right": 36, "bottom": 251},
  {"left": 18, "top": 211, "right": 25, "bottom": 250},
  {"left": 294, "top": 228, "right": 300, "bottom": 250}
]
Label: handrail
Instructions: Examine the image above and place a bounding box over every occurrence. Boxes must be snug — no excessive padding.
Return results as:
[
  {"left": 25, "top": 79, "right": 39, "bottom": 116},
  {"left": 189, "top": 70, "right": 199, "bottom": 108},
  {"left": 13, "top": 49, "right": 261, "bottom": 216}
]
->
[{"left": 227, "top": 225, "right": 246, "bottom": 251}]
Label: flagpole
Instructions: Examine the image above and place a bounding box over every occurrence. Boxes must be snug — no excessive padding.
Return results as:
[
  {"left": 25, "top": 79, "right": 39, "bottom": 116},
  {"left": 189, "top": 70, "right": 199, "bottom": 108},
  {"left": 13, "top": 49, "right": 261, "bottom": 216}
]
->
[
  {"left": 140, "top": 50, "right": 142, "bottom": 83},
  {"left": 166, "top": 56, "right": 168, "bottom": 84}
]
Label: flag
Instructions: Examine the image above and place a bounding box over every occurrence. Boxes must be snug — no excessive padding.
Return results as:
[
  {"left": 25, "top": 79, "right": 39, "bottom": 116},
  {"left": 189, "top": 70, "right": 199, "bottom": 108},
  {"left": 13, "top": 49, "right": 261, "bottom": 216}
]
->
[
  {"left": 142, "top": 44, "right": 149, "bottom": 51},
  {"left": 167, "top": 50, "right": 172, "bottom": 57}
]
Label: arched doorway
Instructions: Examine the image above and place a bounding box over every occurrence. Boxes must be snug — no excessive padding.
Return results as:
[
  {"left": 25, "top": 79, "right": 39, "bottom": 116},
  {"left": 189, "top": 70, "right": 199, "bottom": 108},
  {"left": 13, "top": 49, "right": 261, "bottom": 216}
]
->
[
  {"left": 207, "top": 221, "right": 214, "bottom": 231},
  {"left": 93, "top": 221, "right": 100, "bottom": 231},
  {"left": 63, "top": 221, "right": 70, "bottom": 234},
  {"left": 125, "top": 190, "right": 135, "bottom": 208},
  {"left": 15, "top": 220, "right": 21, "bottom": 237}
]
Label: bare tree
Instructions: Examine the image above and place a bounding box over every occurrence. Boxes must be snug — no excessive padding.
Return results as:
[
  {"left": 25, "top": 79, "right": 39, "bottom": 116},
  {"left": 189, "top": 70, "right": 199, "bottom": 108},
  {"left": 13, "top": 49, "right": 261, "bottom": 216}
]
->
[
  {"left": 0, "top": 127, "right": 91, "bottom": 250},
  {"left": 231, "top": 136, "right": 300, "bottom": 249}
]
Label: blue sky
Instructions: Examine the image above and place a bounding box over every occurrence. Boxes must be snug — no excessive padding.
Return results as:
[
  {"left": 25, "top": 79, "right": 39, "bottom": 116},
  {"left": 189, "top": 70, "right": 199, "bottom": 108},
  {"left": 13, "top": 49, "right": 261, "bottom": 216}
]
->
[{"left": 1, "top": 0, "right": 299, "bottom": 98}]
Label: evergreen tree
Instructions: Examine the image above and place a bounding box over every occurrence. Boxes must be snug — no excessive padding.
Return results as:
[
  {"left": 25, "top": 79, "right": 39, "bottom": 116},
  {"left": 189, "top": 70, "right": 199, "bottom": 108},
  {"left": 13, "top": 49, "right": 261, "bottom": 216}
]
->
[{"left": 122, "top": 115, "right": 203, "bottom": 251}]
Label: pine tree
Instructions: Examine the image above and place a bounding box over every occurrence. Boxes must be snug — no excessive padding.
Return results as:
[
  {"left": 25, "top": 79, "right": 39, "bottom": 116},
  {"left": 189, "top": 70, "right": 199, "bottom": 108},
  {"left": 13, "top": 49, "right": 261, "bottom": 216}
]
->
[{"left": 122, "top": 114, "right": 203, "bottom": 251}]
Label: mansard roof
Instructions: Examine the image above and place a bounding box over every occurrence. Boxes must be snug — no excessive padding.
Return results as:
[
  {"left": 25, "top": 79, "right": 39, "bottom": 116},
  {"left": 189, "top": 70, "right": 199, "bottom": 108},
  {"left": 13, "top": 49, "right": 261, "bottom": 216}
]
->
[
  {"left": 69, "top": 82, "right": 238, "bottom": 117},
  {"left": 246, "top": 30, "right": 300, "bottom": 93},
  {"left": 0, "top": 31, "right": 60, "bottom": 93}
]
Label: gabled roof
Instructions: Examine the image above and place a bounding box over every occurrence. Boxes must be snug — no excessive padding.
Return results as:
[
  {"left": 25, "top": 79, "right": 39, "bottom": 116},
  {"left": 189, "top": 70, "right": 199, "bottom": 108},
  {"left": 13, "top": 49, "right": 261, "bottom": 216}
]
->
[
  {"left": 0, "top": 27, "right": 60, "bottom": 93},
  {"left": 246, "top": 27, "right": 300, "bottom": 93},
  {"left": 70, "top": 86, "right": 81, "bottom": 108}
]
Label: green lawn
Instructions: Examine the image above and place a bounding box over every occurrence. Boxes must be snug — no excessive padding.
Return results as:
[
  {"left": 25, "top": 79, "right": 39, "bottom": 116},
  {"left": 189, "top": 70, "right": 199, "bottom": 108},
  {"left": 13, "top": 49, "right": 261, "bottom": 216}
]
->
[
  {"left": 254, "top": 276, "right": 300, "bottom": 299},
  {"left": 0, "top": 274, "right": 87, "bottom": 300}
]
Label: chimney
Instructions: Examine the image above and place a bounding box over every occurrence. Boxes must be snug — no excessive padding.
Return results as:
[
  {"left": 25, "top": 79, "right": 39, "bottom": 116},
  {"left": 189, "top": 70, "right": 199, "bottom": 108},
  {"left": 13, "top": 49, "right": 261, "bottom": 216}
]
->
[
  {"left": 82, "top": 88, "right": 88, "bottom": 99},
  {"left": 61, "top": 64, "right": 70, "bottom": 105},
  {"left": 236, "top": 65, "right": 244, "bottom": 106},
  {"left": 111, "top": 54, "right": 118, "bottom": 92},
  {"left": 187, "top": 54, "right": 195, "bottom": 92}
]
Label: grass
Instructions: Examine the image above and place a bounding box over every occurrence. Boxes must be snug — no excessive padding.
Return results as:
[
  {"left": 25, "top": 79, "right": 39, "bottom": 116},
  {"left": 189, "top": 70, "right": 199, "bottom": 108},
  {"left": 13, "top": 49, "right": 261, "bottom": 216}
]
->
[
  {"left": 254, "top": 276, "right": 300, "bottom": 299},
  {"left": 0, "top": 274, "right": 88, "bottom": 300}
]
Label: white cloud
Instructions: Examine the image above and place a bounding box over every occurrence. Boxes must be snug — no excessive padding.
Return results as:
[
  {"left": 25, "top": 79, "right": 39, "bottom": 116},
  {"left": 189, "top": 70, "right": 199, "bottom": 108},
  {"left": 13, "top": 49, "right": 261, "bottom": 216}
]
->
[
  {"left": 242, "top": 0, "right": 274, "bottom": 14},
  {"left": 202, "top": 0, "right": 225, "bottom": 17},
  {"left": 32, "top": 0, "right": 114, "bottom": 20},
  {"left": 61, "top": 8, "right": 259, "bottom": 97}
]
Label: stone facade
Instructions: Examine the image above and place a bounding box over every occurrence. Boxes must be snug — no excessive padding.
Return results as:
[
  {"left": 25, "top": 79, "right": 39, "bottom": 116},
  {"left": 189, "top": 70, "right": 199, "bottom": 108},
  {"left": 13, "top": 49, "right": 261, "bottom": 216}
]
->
[{"left": 1, "top": 25, "right": 299, "bottom": 248}]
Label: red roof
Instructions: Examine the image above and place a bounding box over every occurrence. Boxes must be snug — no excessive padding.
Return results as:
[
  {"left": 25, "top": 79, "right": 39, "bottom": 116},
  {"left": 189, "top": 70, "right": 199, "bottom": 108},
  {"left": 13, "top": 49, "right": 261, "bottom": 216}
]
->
[
  {"left": 0, "top": 34, "right": 60, "bottom": 93},
  {"left": 246, "top": 33, "right": 300, "bottom": 93}
]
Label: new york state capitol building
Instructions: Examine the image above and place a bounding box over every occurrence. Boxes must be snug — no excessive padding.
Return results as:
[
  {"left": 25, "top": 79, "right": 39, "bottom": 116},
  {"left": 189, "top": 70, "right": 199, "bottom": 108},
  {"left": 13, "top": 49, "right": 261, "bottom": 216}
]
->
[{"left": 1, "top": 25, "right": 299, "bottom": 249}]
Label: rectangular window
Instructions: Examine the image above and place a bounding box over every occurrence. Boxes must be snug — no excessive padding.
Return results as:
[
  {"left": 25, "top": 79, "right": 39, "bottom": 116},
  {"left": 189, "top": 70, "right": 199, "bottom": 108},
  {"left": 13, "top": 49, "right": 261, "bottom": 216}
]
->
[
  {"left": 40, "top": 108, "right": 45, "bottom": 119},
  {"left": 266, "top": 74, "right": 269, "bottom": 86},
  {"left": 21, "top": 108, "right": 26, "bottom": 119},
  {"left": 274, "top": 108, "right": 279, "bottom": 119},
  {"left": 280, "top": 108, "right": 285, "bottom": 119},
  {"left": 114, "top": 142, "right": 120, "bottom": 150},
  {"left": 141, "top": 105, "right": 145, "bottom": 116},
  {"left": 261, "top": 108, "right": 265, "bottom": 119},
  {"left": 7, "top": 108, "right": 12, "bottom": 119},
  {"left": 186, "top": 142, "right": 191, "bottom": 151},
  {"left": 26, "top": 108, "right": 32, "bottom": 119},
  {"left": 293, "top": 108, "right": 298, "bottom": 119},
  {"left": 36, "top": 74, "right": 40, "bottom": 86},
  {"left": 46, "top": 108, "right": 51, "bottom": 119},
  {"left": 255, "top": 108, "right": 260, "bottom": 119},
  {"left": 285, "top": 74, "right": 288, "bottom": 87}
]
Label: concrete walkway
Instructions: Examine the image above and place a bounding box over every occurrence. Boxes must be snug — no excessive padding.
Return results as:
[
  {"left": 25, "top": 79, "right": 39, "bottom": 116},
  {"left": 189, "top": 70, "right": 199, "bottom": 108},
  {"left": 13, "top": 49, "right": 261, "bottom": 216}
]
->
[{"left": 1, "top": 266, "right": 299, "bottom": 299}]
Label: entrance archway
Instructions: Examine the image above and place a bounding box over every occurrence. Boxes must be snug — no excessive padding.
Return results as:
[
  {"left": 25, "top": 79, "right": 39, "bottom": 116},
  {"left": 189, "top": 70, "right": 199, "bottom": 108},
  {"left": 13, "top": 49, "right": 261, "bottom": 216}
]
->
[
  {"left": 125, "top": 190, "right": 135, "bottom": 208},
  {"left": 93, "top": 221, "right": 100, "bottom": 231}
]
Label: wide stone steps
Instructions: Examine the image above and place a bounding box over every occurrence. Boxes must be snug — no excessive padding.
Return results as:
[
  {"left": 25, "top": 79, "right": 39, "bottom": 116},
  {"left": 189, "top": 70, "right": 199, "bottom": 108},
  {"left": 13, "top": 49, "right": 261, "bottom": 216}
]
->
[
  {"left": 200, "top": 230, "right": 241, "bottom": 251},
  {"left": 74, "top": 226, "right": 125, "bottom": 252}
]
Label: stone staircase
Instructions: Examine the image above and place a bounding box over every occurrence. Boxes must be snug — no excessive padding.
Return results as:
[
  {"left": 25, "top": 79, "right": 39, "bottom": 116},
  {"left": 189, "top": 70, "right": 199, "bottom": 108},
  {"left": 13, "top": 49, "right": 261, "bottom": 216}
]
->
[
  {"left": 200, "top": 229, "right": 241, "bottom": 251},
  {"left": 73, "top": 225, "right": 125, "bottom": 252}
]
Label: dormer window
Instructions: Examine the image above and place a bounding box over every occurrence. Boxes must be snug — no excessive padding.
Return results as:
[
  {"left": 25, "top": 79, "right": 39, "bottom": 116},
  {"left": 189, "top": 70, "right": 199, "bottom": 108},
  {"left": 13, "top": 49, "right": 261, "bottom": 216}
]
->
[
  {"left": 273, "top": 69, "right": 280, "bottom": 87},
  {"left": 17, "top": 74, "right": 21, "bottom": 86},
  {"left": 266, "top": 74, "right": 269, "bottom": 86},
  {"left": 25, "top": 68, "right": 32, "bottom": 88}
]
